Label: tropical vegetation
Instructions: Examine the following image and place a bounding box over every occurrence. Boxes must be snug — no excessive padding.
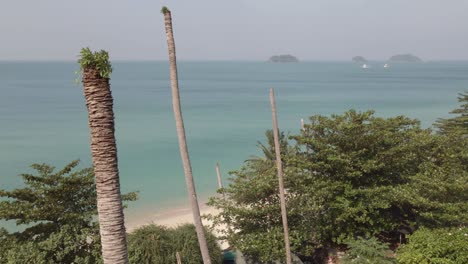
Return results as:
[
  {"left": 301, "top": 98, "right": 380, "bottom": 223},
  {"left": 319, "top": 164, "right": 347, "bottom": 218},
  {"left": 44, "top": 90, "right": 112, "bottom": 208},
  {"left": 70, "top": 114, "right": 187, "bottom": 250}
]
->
[
  {"left": 208, "top": 92, "right": 468, "bottom": 263},
  {"left": 397, "top": 227, "right": 468, "bottom": 264},
  {"left": 1, "top": 12, "right": 466, "bottom": 262},
  {"left": 0, "top": 161, "right": 137, "bottom": 264},
  {"left": 128, "top": 224, "right": 223, "bottom": 264},
  {"left": 342, "top": 237, "right": 395, "bottom": 264}
]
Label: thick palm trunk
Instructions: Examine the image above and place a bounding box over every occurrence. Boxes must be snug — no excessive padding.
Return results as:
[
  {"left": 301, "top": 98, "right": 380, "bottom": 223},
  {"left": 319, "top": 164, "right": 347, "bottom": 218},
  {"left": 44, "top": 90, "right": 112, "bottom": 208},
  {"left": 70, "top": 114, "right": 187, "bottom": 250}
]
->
[
  {"left": 162, "top": 7, "right": 212, "bottom": 264},
  {"left": 82, "top": 66, "right": 128, "bottom": 264},
  {"left": 269, "top": 88, "right": 292, "bottom": 264}
]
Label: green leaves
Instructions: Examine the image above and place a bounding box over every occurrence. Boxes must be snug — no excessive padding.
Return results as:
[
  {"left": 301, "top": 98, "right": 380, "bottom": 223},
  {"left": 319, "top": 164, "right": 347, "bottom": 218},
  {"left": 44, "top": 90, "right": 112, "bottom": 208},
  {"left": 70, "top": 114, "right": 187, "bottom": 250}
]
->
[
  {"left": 0, "top": 160, "right": 136, "bottom": 264},
  {"left": 435, "top": 91, "right": 468, "bottom": 137},
  {"left": 397, "top": 227, "right": 468, "bottom": 264},
  {"left": 342, "top": 237, "right": 395, "bottom": 264},
  {"left": 208, "top": 109, "right": 468, "bottom": 262},
  {"left": 127, "top": 224, "right": 222, "bottom": 264},
  {"left": 160, "top": 6, "right": 170, "bottom": 15},
  {"left": 0, "top": 161, "right": 96, "bottom": 226},
  {"left": 78, "top": 48, "right": 112, "bottom": 78}
]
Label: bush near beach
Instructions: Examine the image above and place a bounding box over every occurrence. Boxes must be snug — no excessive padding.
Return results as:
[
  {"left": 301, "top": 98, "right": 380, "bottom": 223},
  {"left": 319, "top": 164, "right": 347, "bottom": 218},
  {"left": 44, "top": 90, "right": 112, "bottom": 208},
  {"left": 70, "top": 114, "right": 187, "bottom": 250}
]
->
[{"left": 128, "top": 224, "right": 223, "bottom": 264}]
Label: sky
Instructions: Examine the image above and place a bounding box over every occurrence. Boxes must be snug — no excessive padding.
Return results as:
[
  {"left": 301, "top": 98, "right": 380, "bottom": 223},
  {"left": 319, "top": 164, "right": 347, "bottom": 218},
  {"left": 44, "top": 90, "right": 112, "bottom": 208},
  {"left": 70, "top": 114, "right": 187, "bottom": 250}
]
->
[{"left": 1, "top": 0, "right": 467, "bottom": 61}]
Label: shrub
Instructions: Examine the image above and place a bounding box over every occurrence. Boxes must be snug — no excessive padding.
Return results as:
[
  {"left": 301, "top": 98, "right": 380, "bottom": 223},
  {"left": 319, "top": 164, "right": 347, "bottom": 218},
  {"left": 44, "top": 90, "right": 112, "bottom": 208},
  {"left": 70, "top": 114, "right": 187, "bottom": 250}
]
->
[
  {"left": 341, "top": 237, "right": 395, "bottom": 264},
  {"left": 128, "top": 224, "right": 222, "bottom": 264},
  {"left": 397, "top": 227, "right": 468, "bottom": 264}
]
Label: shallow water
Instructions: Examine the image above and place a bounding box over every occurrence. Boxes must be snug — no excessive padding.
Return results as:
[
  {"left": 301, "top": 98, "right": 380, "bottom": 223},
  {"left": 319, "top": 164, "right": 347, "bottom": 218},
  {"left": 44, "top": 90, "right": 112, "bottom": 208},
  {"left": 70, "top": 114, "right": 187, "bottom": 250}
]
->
[{"left": 0, "top": 61, "right": 466, "bottom": 226}]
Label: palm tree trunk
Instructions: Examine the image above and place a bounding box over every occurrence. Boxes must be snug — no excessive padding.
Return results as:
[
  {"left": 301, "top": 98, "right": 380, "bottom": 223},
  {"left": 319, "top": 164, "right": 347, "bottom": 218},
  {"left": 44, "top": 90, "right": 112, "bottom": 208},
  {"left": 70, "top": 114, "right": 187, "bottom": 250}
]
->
[
  {"left": 215, "top": 162, "right": 223, "bottom": 189},
  {"left": 162, "top": 7, "right": 212, "bottom": 264},
  {"left": 81, "top": 61, "right": 128, "bottom": 263},
  {"left": 176, "top": 251, "right": 182, "bottom": 264},
  {"left": 269, "top": 88, "right": 292, "bottom": 264}
]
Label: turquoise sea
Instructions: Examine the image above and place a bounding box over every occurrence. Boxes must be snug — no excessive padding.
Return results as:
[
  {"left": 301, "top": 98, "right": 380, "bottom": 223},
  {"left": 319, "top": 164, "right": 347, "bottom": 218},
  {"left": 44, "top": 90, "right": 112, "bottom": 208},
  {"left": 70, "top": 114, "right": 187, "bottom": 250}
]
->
[{"left": 1, "top": 61, "right": 467, "bottom": 226}]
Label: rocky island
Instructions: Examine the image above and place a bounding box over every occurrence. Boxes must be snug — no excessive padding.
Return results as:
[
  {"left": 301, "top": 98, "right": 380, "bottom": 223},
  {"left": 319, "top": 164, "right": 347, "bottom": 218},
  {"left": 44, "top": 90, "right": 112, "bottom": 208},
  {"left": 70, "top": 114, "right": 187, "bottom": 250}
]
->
[
  {"left": 352, "top": 56, "right": 368, "bottom": 63},
  {"left": 268, "top": 54, "right": 299, "bottom": 63},
  {"left": 388, "top": 54, "right": 422, "bottom": 63}
]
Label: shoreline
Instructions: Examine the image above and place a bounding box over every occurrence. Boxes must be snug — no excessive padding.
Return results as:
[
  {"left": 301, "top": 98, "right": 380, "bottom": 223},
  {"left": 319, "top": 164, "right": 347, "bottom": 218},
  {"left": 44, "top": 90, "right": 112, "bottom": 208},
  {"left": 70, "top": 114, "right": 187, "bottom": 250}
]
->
[
  {"left": 125, "top": 202, "right": 219, "bottom": 231},
  {"left": 125, "top": 201, "right": 229, "bottom": 249}
]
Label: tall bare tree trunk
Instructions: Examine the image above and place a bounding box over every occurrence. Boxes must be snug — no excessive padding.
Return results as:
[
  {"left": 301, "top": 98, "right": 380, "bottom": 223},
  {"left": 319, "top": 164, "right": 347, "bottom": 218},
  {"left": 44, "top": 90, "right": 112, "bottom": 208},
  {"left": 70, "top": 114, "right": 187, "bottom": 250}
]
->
[
  {"left": 162, "top": 7, "right": 212, "bottom": 264},
  {"left": 269, "top": 88, "right": 292, "bottom": 264},
  {"left": 81, "top": 52, "right": 128, "bottom": 264},
  {"left": 215, "top": 162, "right": 223, "bottom": 189}
]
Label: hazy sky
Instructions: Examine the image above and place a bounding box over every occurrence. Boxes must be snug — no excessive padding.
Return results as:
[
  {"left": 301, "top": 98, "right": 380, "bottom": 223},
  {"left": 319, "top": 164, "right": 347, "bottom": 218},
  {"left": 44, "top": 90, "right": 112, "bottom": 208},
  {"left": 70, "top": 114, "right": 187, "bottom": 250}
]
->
[{"left": 1, "top": 0, "right": 467, "bottom": 61}]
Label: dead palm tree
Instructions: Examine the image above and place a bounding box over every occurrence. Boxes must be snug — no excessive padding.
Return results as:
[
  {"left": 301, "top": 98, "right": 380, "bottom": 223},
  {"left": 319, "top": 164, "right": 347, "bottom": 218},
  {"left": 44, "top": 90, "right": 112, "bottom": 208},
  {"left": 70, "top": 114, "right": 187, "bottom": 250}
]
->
[
  {"left": 161, "top": 7, "right": 212, "bottom": 264},
  {"left": 79, "top": 48, "right": 128, "bottom": 264},
  {"left": 270, "top": 88, "right": 292, "bottom": 264}
]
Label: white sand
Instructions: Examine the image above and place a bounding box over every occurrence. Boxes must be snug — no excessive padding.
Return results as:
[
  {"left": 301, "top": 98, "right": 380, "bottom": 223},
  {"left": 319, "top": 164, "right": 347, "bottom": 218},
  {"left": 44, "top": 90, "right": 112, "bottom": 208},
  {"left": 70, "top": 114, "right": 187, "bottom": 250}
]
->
[
  {"left": 126, "top": 204, "right": 219, "bottom": 230},
  {"left": 126, "top": 204, "right": 229, "bottom": 249}
]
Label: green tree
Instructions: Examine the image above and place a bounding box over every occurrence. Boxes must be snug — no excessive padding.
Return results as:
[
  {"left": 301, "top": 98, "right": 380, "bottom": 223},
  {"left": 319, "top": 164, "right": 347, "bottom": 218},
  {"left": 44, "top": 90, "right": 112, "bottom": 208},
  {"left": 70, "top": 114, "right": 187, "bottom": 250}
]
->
[
  {"left": 208, "top": 110, "right": 468, "bottom": 261},
  {"left": 435, "top": 91, "right": 468, "bottom": 136},
  {"left": 127, "top": 224, "right": 222, "bottom": 264},
  {"left": 396, "top": 227, "right": 468, "bottom": 264},
  {"left": 397, "top": 157, "right": 468, "bottom": 228},
  {"left": 247, "top": 130, "right": 290, "bottom": 164},
  {"left": 342, "top": 237, "right": 395, "bottom": 264},
  {"left": 0, "top": 161, "right": 137, "bottom": 264}
]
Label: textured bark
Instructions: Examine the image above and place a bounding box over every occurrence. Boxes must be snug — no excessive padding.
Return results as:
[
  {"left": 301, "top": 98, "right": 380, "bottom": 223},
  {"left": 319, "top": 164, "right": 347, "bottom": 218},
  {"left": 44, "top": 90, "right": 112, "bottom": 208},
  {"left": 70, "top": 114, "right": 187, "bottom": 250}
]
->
[
  {"left": 82, "top": 68, "right": 128, "bottom": 264},
  {"left": 163, "top": 10, "right": 212, "bottom": 264},
  {"left": 270, "top": 88, "right": 292, "bottom": 264}
]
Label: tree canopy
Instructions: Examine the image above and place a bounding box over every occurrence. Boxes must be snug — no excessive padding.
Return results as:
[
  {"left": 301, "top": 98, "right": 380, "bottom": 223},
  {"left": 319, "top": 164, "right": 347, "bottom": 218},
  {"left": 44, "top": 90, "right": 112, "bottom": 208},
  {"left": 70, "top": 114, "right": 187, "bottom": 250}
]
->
[
  {"left": 0, "top": 161, "right": 137, "bottom": 264},
  {"left": 436, "top": 91, "right": 468, "bottom": 136},
  {"left": 208, "top": 109, "right": 468, "bottom": 262}
]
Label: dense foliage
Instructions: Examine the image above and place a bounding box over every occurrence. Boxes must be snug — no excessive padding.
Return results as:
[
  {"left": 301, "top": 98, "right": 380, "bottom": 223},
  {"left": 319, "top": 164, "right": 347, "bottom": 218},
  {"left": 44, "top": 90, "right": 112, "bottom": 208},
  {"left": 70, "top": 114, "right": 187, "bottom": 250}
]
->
[
  {"left": 341, "top": 237, "right": 395, "bottom": 264},
  {"left": 78, "top": 48, "right": 112, "bottom": 78},
  {"left": 127, "top": 224, "right": 223, "bottom": 264},
  {"left": 396, "top": 227, "right": 468, "bottom": 264},
  {"left": 0, "top": 161, "right": 137, "bottom": 264},
  {"left": 208, "top": 108, "right": 468, "bottom": 262},
  {"left": 435, "top": 91, "right": 467, "bottom": 136}
]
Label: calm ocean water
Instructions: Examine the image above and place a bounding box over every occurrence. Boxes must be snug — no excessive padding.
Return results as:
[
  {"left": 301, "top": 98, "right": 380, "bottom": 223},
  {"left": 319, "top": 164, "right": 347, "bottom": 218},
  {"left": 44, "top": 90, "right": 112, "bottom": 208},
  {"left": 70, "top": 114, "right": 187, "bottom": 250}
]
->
[{"left": 1, "top": 61, "right": 467, "bottom": 226}]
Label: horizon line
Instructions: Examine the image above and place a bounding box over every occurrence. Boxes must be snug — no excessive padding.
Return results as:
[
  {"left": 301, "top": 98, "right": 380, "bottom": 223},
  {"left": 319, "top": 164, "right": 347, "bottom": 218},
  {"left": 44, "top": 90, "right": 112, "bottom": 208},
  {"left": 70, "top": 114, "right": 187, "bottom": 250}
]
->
[{"left": 2, "top": 59, "right": 468, "bottom": 63}]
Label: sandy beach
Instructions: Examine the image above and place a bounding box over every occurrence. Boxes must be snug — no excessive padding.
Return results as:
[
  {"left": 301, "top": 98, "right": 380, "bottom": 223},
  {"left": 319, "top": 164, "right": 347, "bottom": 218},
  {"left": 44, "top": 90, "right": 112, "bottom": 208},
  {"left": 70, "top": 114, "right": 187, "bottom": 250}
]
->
[
  {"left": 126, "top": 203, "right": 220, "bottom": 231},
  {"left": 126, "top": 203, "right": 229, "bottom": 248}
]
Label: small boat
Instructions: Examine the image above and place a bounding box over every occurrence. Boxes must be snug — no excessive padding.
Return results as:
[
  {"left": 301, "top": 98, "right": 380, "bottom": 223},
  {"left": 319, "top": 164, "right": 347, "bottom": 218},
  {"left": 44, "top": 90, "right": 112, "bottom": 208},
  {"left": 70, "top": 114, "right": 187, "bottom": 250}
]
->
[
  {"left": 384, "top": 63, "right": 389, "bottom": 68},
  {"left": 362, "top": 64, "right": 369, "bottom": 69}
]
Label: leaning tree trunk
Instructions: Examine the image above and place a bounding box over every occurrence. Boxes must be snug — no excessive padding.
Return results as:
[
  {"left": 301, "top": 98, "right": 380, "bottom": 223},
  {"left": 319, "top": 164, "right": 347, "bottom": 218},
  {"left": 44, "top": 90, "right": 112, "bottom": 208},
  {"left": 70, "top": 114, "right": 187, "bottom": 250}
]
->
[
  {"left": 162, "top": 7, "right": 212, "bottom": 264},
  {"left": 81, "top": 54, "right": 128, "bottom": 264},
  {"left": 215, "top": 162, "right": 223, "bottom": 190},
  {"left": 270, "top": 88, "right": 292, "bottom": 264}
]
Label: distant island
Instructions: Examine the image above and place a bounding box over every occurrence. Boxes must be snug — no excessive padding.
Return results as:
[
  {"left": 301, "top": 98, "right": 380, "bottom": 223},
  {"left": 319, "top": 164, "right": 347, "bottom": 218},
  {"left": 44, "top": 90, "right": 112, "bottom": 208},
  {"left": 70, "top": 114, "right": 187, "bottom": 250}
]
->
[
  {"left": 352, "top": 56, "right": 368, "bottom": 63},
  {"left": 388, "top": 54, "right": 422, "bottom": 63},
  {"left": 269, "top": 54, "right": 299, "bottom": 63}
]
